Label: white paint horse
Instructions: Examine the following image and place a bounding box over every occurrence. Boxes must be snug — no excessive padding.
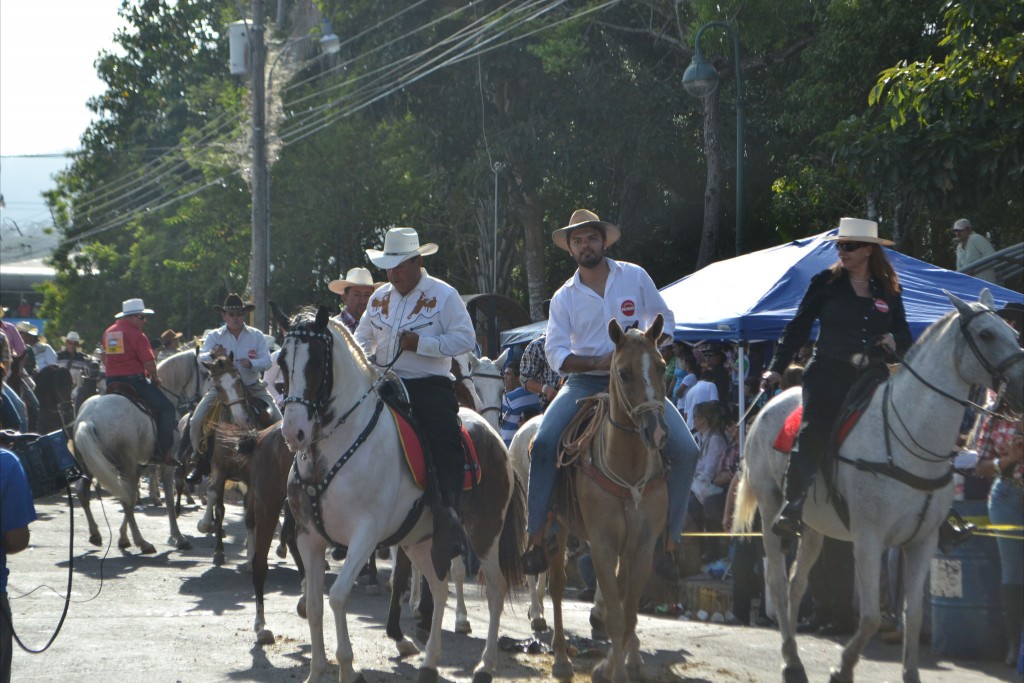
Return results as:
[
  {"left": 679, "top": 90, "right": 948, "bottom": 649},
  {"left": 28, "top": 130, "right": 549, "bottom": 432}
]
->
[
  {"left": 733, "top": 290, "right": 1023, "bottom": 683},
  {"left": 157, "top": 347, "right": 209, "bottom": 417},
  {"left": 276, "top": 306, "right": 525, "bottom": 683},
  {"left": 73, "top": 392, "right": 192, "bottom": 553}
]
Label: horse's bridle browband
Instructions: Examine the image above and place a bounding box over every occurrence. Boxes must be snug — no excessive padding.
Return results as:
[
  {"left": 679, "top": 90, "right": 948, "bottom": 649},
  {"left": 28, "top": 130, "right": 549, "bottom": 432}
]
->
[{"left": 281, "top": 327, "right": 336, "bottom": 419}]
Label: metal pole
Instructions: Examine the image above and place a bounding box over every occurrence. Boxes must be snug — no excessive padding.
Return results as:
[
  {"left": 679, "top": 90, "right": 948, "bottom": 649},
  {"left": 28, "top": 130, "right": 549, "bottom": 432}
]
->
[
  {"left": 492, "top": 162, "right": 501, "bottom": 294},
  {"left": 251, "top": 0, "right": 269, "bottom": 330}
]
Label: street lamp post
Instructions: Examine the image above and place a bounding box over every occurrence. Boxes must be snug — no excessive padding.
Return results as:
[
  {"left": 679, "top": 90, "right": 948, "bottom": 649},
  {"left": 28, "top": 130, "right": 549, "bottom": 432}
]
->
[{"left": 682, "top": 21, "right": 745, "bottom": 257}]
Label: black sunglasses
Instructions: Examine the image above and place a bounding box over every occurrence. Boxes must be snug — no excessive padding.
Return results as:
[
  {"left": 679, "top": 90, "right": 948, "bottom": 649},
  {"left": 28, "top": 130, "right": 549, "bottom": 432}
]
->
[{"left": 835, "top": 241, "right": 869, "bottom": 253}]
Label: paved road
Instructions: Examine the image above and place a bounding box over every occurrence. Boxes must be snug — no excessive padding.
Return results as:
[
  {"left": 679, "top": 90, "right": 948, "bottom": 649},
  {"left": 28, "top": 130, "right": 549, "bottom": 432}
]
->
[{"left": 6, "top": 490, "right": 1015, "bottom": 682}]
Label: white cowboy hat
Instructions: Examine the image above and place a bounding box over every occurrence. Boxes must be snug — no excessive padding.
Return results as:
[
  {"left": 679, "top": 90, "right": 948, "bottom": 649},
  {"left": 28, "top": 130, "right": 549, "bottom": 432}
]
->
[
  {"left": 365, "top": 228, "right": 438, "bottom": 269},
  {"left": 952, "top": 218, "right": 972, "bottom": 232},
  {"left": 115, "top": 298, "right": 155, "bottom": 318},
  {"left": 63, "top": 331, "right": 82, "bottom": 343},
  {"left": 327, "top": 267, "right": 385, "bottom": 295},
  {"left": 823, "top": 217, "right": 894, "bottom": 246},
  {"left": 551, "top": 209, "right": 621, "bottom": 252}
]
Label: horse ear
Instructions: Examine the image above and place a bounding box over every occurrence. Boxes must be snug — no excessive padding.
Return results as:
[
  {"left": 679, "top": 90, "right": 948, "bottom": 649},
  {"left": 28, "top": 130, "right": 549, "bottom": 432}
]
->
[
  {"left": 978, "top": 287, "right": 995, "bottom": 309},
  {"left": 315, "top": 306, "right": 331, "bottom": 328},
  {"left": 608, "top": 318, "right": 624, "bottom": 346},
  {"left": 496, "top": 348, "right": 510, "bottom": 368},
  {"left": 269, "top": 301, "right": 290, "bottom": 332},
  {"left": 945, "top": 290, "right": 973, "bottom": 318},
  {"left": 645, "top": 314, "right": 665, "bottom": 345},
  {"left": 468, "top": 353, "right": 481, "bottom": 372}
]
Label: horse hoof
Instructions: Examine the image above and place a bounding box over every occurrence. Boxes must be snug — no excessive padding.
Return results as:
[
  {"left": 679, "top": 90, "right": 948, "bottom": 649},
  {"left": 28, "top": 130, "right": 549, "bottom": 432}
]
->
[
  {"left": 366, "top": 583, "right": 381, "bottom": 596},
  {"left": 590, "top": 624, "right": 609, "bottom": 642},
  {"left": 352, "top": 675, "right": 367, "bottom": 683},
  {"left": 214, "top": 553, "right": 225, "bottom": 566},
  {"left": 238, "top": 562, "right": 253, "bottom": 574},
  {"left": 141, "top": 542, "right": 157, "bottom": 554},
  {"left": 197, "top": 521, "right": 212, "bottom": 534},
  {"left": 828, "top": 668, "right": 851, "bottom": 683},
  {"left": 396, "top": 638, "right": 419, "bottom": 658},
  {"left": 296, "top": 597, "right": 307, "bottom": 620},
  {"left": 256, "top": 629, "right": 275, "bottom": 645},
  {"left": 415, "top": 627, "right": 430, "bottom": 644},
  {"left": 118, "top": 540, "right": 131, "bottom": 551},
  {"left": 416, "top": 667, "right": 438, "bottom": 683},
  {"left": 471, "top": 671, "right": 493, "bottom": 683},
  {"left": 531, "top": 617, "right": 549, "bottom": 632},
  {"left": 455, "top": 619, "right": 471, "bottom": 634},
  {"left": 782, "top": 664, "right": 809, "bottom": 683},
  {"left": 275, "top": 544, "right": 287, "bottom": 559},
  {"left": 89, "top": 534, "right": 102, "bottom": 547},
  {"left": 552, "top": 660, "right": 574, "bottom": 680}
]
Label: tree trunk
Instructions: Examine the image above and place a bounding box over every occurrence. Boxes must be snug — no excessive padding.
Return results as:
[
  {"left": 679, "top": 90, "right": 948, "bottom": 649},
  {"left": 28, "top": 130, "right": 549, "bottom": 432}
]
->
[
  {"left": 696, "top": 89, "right": 722, "bottom": 270},
  {"left": 522, "top": 188, "right": 547, "bottom": 321}
]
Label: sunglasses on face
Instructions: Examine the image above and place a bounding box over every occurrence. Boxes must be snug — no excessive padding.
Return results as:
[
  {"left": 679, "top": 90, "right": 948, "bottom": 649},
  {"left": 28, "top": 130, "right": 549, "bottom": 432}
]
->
[
  {"left": 226, "top": 311, "right": 246, "bottom": 318},
  {"left": 835, "top": 241, "right": 868, "bottom": 253},
  {"left": 135, "top": 315, "right": 148, "bottom": 321}
]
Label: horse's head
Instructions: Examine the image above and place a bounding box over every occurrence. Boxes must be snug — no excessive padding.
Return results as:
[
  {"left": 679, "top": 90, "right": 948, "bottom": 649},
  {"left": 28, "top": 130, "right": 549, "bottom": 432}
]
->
[
  {"left": 276, "top": 305, "right": 335, "bottom": 452},
  {"left": 948, "top": 290, "right": 1024, "bottom": 411},
  {"left": 202, "top": 354, "right": 251, "bottom": 425},
  {"left": 608, "top": 314, "right": 668, "bottom": 451},
  {"left": 456, "top": 349, "right": 507, "bottom": 430}
]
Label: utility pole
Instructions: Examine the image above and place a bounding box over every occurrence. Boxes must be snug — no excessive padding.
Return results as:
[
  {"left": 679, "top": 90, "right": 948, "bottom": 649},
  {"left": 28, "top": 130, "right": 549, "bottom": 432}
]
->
[{"left": 250, "top": 0, "right": 269, "bottom": 330}]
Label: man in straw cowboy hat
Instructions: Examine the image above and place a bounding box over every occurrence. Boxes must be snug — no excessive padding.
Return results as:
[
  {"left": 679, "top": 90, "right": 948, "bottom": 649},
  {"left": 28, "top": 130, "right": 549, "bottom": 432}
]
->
[
  {"left": 102, "top": 298, "right": 179, "bottom": 465},
  {"left": 355, "top": 227, "right": 477, "bottom": 579},
  {"left": 521, "top": 209, "right": 701, "bottom": 579},
  {"left": 156, "top": 328, "right": 183, "bottom": 361},
  {"left": 17, "top": 321, "right": 57, "bottom": 374},
  {"left": 184, "top": 294, "right": 280, "bottom": 484},
  {"left": 328, "top": 267, "right": 383, "bottom": 332}
]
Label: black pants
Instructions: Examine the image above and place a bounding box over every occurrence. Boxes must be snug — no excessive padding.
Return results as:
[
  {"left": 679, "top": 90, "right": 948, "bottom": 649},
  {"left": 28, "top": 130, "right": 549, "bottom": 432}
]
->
[
  {"left": 109, "top": 375, "right": 176, "bottom": 455},
  {"left": 796, "top": 357, "right": 860, "bottom": 462},
  {"left": 806, "top": 536, "right": 856, "bottom": 627},
  {"left": 404, "top": 376, "right": 463, "bottom": 509}
]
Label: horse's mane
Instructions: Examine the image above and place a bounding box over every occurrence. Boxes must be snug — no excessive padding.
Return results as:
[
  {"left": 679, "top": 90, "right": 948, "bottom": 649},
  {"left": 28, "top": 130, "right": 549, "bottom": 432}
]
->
[
  {"left": 900, "top": 308, "right": 957, "bottom": 365},
  {"left": 156, "top": 348, "right": 199, "bottom": 387}
]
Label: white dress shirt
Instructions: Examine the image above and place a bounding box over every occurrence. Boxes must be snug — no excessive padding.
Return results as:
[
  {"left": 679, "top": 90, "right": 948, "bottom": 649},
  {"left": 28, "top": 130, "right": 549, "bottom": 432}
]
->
[
  {"left": 354, "top": 271, "right": 476, "bottom": 380},
  {"left": 545, "top": 258, "right": 674, "bottom": 377},
  {"left": 682, "top": 379, "right": 719, "bottom": 429},
  {"left": 198, "top": 325, "right": 272, "bottom": 386},
  {"left": 32, "top": 342, "right": 58, "bottom": 371}
]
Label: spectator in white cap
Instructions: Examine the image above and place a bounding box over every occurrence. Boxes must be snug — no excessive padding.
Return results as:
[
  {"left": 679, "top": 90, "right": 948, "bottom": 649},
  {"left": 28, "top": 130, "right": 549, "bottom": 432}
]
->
[
  {"left": 101, "top": 298, "right": 179, "bottom": 465},
  {"left": 354, "top": 227, "right": 476, "bottom": 579},
  {"left": 328, "top": 267, "right": 383, "bottom": 333},
  {"left": 953, "top": 218, "right": 998, "bottom": 283}
]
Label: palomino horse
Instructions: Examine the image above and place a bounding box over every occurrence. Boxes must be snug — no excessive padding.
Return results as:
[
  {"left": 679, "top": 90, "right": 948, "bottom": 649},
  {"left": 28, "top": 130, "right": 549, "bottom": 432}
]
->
[
  {"left": 545, "top": 315, "right": 670, "bottom": 683},
  {"left": 276, "top": 306, "right": 525, "bottom": 683},
  {"left": 73, "top": 392, "right": 192, "bottom": 552},
  {"left": 733, "top": 291, "right": 1023, "bottom": 683},
  {"left": 193, "top": 355, "right": 262, "bottom": 566},
  {"left": 34, "top": 365, "right": 75, "bottom": 436}
]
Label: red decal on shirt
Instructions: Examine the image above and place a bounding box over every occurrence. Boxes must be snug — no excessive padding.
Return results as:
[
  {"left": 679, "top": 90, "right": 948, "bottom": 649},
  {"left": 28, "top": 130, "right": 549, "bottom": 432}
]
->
[
  {"left": 248, "top": 349, "right": 257, "bottom": 359},
  {"left": 621, "top": 299, "right": 636, "bottom": 316},
  {"left": 874, "top": 299, "right": 889, "bottom": 313}
]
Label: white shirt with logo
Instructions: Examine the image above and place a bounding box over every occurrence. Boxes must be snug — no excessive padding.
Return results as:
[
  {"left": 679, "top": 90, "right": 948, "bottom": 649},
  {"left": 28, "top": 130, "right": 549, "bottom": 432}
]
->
[
  {"left": 545, "top": 257, "right": 674, "bottom": 377},
  {"left": 354, "top": 271, "right": 476, "bottom": 380},
  {"left": 198, "top": 325, "right": 272, "bottom": 386}
]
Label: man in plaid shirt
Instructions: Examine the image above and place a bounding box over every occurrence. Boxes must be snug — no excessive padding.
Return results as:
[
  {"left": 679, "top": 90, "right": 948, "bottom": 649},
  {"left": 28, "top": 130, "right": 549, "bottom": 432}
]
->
[{"left": 519, "top": 334, "right": 560, "bottom": 409}]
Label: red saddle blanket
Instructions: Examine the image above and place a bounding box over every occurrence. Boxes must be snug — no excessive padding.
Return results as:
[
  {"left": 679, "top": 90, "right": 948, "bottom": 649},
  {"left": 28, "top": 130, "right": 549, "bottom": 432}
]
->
[
  {"left": 772, "top": 405, "right": 865, "bottom": 454},
  {"left": 387, "top": 405, "right": 482, "bottom": 492}
]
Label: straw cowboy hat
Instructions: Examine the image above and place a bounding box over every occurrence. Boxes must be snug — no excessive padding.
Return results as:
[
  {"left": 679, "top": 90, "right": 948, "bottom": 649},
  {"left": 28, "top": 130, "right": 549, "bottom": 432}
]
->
[
  {"left": 213, "top": 293, "right": 255, "bottom": 314},
  {"left": 823, "top": 217, "right": 894, "bottom": 246},
  {"left": 328, "top": 267, "right": 385, "bottom": 295},
  {"left": 365, "top": 228, "right": 438, "bottom": 269},
  {"left": 551, "top": 209, "right": 621, "bottom": 252},
  {"left": 159, "top": 329, "right": 183, "bottom": 346},
  {"left": 115, "top": 298, "right": 155, "bottom": 319},
  {"left": 63, "top": 331, "right": 82, "bottom": 343},
  {"left": 15, "top": 321, "right": 38, "bottom": 336}
]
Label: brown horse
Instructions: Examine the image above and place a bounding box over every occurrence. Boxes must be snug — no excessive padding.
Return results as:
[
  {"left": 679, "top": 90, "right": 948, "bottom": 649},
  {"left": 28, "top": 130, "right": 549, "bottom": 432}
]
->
[
  {"left": 547, "top": 315, "right": 669, "bottom": 683},
  {"left": 34, "top": 364, "right": 75, "bottom": 436},
  {"left": 276, "top": 306, "right": 525, "bottom": 683}
]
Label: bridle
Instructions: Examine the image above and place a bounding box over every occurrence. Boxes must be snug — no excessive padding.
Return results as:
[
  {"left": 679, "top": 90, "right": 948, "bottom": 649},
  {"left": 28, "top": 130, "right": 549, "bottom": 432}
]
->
[
  {"left": 607, "top": 356, "right": 666, "bottom": 435},
  {"left": 280, "top": 326, "right": 335, "bottom": 421},
  {"left": 457, "top": 370, "right": 503, "bottom": 416},
  {"left": 161, "top": 352, "right": 206, "bottom": 414}
]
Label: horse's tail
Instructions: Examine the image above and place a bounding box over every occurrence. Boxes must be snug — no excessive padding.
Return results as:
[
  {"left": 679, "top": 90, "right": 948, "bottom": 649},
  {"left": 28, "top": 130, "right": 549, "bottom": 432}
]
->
[
  {"left": 215, "top": 423, "right": 259, "bottom": 455},
  {"left": 732, "top": 462, "right": 758, "bottom": 535},
  {"left": 74, "top": 421, "right": 132, "bottom": 501},
  {"left": 498, "top": 466, "right": 528, "bottom": 595}
]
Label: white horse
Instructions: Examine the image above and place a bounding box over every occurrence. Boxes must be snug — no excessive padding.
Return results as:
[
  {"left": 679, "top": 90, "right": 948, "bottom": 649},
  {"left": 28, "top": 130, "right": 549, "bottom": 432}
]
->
[
  {"left": 276, "top": 306, "right": 525, "bottom": 683},
  {"left": 73, "top": 393, "right": 192, "bottom": 552},
  {"left": 733, "top": 290, "right": 1023, "bottom": 683}
]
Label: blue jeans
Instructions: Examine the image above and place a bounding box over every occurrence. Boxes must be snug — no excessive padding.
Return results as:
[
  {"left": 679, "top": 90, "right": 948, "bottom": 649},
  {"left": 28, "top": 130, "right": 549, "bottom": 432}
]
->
[
  {"left": 989, "top": 479, "right": 1024, "bottom": 586},
  {"left": 1, "top": 384, "right": 27, "bottom": 431},
  {"left": 527, "top": 373, "right": 699, "bottom": 541},
  {"left": 110, "top": 375, "right": 177, "bottom": 456}
]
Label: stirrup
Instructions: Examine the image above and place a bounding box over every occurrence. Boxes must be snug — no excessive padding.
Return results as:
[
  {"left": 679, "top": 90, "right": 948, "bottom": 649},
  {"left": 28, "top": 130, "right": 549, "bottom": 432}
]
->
[
  {"left": 771, "top": 504, "right": 804, "bottom": 540},
  {"left": 937, "top": 511, "right": 975, "bottom": 554}
]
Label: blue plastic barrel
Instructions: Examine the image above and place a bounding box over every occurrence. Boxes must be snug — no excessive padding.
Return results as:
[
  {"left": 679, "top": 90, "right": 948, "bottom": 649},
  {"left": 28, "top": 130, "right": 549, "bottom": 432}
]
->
[{"left": 930, "top": 500, "right": 1004, "bottom": 660}]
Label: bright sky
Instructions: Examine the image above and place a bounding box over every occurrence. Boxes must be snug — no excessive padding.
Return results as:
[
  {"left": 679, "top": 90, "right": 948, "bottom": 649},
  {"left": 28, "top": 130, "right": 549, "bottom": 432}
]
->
[{"left": 0, "top": 0, "right": 125, "bottom": 156}]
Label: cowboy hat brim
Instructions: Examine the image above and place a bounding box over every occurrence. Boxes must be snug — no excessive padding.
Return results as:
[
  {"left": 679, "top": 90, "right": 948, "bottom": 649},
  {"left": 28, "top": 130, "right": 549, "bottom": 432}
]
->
[
  {"left": 213, "top": 304, "right": 256, "bottom": 313},
  {"left": 551, "top": 219, "right": 621, "bottom": 252},
  {"left": 115, "top": 308, "right": 155, "bottom": 318},
  {"left": 822, "top": 234, "right": 895, "bottom": 246},
  {"left": 327, "top": 279, "right": 386, "bottom": 295},
  {"left": 365, "top": 243, "right": 438, "bottom": 270}
]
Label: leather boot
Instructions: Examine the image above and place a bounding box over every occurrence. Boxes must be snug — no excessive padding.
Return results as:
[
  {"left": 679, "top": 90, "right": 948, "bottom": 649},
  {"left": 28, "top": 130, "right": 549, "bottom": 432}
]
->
[
  {"left": 430, "top": 504, "right": 464, "bottom": 581},
  {"left": 937, "top": 509, "right": 976, "bottom": 554},
  {"left": 1001, "top": 584, "right": 1023, "bottom": 666},
  {"left": 772, "top": 450, "right": 810, "bottom": 539}
]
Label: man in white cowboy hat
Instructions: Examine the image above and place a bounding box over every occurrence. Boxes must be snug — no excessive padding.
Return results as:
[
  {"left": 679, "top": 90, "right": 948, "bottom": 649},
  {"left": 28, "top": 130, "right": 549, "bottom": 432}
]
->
[
  {"left": 952, "top": 218, "right": 998, "bottom": 283},
  {"left": 102, "top": 298, "right": 179, "bottom": 465},
  {"left": 57, "top": 331, "right": 90, "bottom": 364},
  {"left": 355, "top": 227, "right": 477, "bottom": 578},
  {"left": 183, "top": 293, "right": 279, "bottom": 482},
  {"left": 328, "top": 267, "right": 382, "bottom": 332},
  {"left": 521, "top": 209, "right": 700, "bottom": 579},
  {"left": 17, "top": 321, "right": 57, "bottom": 374}
]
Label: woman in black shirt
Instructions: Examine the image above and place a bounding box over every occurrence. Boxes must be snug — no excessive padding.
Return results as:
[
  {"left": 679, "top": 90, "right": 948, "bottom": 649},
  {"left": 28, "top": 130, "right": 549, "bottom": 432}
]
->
[{"left": 762, "top": 218, "right": 912, "bottom": 539}]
